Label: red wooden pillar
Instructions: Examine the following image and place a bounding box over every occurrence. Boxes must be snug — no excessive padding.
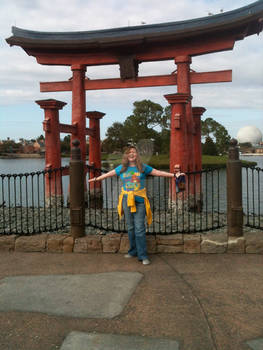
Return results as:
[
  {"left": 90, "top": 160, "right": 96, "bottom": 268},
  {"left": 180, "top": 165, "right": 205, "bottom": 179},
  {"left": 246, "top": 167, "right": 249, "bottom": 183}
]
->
[
  {"left": 35, "top": 98, "right": 66, "bottom": 205},
  {"left": 86, "top": 111, "right": 105, "bottom": 207},
  {"left": 164, "top": 93, "right": 190, "bottom": 202},
  {"left": 86, "top": 111, "right": 105, "bottom": 170},
  {"left": 174, "top": 55, "right": 194, "bottom": 172},
  {"left": 71, "top": 64, "right": 86, "bottom": 162},
  {"left": 192, "top": 107, "right": 206, "bottom": 172}
]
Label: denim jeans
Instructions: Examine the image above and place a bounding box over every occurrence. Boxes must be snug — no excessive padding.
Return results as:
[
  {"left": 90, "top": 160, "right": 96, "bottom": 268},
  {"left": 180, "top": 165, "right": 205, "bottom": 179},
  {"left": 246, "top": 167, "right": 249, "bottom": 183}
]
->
[{"left": 122, "top": 196, "right": 148, "bottom": 260}]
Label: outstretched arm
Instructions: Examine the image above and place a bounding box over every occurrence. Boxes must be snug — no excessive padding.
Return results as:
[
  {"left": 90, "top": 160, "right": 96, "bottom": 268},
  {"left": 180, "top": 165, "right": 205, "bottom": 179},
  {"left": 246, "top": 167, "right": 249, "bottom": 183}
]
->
[
  {"left": 150, "top": 169, "right": 174, "bottom": 178},
  {"left": 88, "top": 169, "right": 116, "bottom": 183}
]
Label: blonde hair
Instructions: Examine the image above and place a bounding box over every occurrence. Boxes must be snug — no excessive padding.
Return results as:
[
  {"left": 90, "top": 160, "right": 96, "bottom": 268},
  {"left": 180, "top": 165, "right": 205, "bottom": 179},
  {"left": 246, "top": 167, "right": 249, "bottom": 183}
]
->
[{"left": 120, "top": 146, "right": 144, "bottom": 173}]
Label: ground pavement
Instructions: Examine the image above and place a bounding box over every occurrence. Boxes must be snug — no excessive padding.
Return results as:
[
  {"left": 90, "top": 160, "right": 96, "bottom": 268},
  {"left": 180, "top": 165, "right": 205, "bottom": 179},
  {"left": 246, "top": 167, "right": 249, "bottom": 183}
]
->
[{"left": 0, "top": 252, "right": 262, "bottom": 350}]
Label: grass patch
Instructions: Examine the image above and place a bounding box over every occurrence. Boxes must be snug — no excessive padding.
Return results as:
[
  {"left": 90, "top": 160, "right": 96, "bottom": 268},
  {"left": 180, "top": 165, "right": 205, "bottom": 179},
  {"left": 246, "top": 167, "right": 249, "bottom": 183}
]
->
[{"left": 102, "top": 153, "right": 257, "bottom": 170}]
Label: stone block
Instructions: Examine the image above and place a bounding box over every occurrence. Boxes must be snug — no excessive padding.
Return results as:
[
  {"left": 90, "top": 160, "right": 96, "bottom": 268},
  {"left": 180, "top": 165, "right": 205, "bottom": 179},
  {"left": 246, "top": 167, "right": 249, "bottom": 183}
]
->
[
  {"left": 119, "top": 234, "right": 130, "bottom": 253},
  {"left": 74, "top": 237, "right": 89, "bottom": 253},
  {"left": 0, "top": 235, "right": 17, "bottom": 252},
  {"left": 63, "top": 236, "right": 74, "bottom": 253},
  {"left": 47, "top": 234, "right": 67, "bottom": 253},
  {"left": 146, "top": 235, "right": 156, "bottom": 254},
  {"left": 102, "top": 234, "right": 121, "bottom": 253},
  {"left": 156, "top": 234, "right": 183, "bottom": 246},
  {"left": 86, "top": 236, "right": 102, "bottom": 253},
  {"left": 245, "top": 232, "right": 263, "bottom": 254},
  {"left": 184, "top": 234, "right": 201, "bottom": 254},
  {"left": 157, "top": 244, "right": 184, "bottom": 253},
  {"left": 15, "top": 234, "right": 47, "bottom": 252},
  {"left": 227, "top": 236, "right": 245, "bottom": 253},
  {"left": 201, "top": 233, "right": 227, "bottom": 254}
]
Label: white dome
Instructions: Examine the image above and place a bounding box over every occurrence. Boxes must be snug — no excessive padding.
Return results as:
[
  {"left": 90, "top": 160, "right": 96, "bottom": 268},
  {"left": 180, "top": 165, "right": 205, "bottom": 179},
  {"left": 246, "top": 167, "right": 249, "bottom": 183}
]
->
[{"left": 237, "top": 126, "right": 262, "bottom": 145}]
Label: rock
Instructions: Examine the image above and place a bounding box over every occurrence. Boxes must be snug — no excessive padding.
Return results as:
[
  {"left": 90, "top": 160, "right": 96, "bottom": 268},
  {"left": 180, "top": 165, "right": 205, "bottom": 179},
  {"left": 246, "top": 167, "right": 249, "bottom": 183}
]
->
[
  {"left": 227, "top": 236, "right": 245, "bottom": 253},
  {"left": 74, "top": 236, "right": 102, "bottom": 253},
  {"left": 245, "top": 232, "right": 263, "bottom": 254},
  {"left": 184, "top": 234, "right": 201, "bottom": 253},
  {"left": 47, "top": 234, "right": 67, "bottom": 253},
  {"left": 201, "top": 233, "right": 227, "bottom": 253},
  {"left": 15, "top": 234, "right": 47, "bottom": 252},
  {"left": 86, "top": 236, "right": 103, "bottom": 253},
  {"left": 119, "top": 234, "right": 130, "bottom": 253},
  {"left": 156, "top": 234, "right": 183, "bottom": 246},
  {"left": 73, "top": 237, "right": 88, "bottom": 253},
  {"left": 0, "top": 235, "right": 17, "bottom": 252},
  {"left": 102, "top": 234, "right": 121, "bottom": 253},
  {"left": 63, "top": 236, "right": 74, "bottom": 253}
]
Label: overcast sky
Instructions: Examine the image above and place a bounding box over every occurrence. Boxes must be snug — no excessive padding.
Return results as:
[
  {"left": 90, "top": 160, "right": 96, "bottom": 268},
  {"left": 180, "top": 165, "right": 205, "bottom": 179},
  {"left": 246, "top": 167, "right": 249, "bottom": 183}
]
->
[{"left": 0, "top": 0, "right": 262, "bottom": 141}]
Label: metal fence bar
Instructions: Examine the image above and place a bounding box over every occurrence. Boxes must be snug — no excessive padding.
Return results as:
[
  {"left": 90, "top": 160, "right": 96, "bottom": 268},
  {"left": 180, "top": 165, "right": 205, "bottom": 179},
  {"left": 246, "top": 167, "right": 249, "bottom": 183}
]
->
[
  {"left": 243, "top": 165, "right": 263, "bottom": 230},
  {"left": 83, "top": 168, "right": 227, "bottom": 235},
  {"left": 0, "top": 167, "right": 69, "bottom": 236},
  {"left": 2, "top": 165, "right": 251, "bottom": 235}
]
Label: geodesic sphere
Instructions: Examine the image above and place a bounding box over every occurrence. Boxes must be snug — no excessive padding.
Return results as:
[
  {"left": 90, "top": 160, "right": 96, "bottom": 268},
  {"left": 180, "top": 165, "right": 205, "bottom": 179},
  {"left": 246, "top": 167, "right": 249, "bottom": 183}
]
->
[{"left": 237, "top": 126, "right": 262, "bottom": 145}]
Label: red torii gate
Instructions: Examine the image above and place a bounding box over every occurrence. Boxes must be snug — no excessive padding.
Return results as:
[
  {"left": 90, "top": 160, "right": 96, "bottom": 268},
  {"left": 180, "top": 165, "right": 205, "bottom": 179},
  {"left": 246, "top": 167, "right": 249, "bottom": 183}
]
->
[{"left": 6, "top": 0, "right": 263, "bottom": 204}]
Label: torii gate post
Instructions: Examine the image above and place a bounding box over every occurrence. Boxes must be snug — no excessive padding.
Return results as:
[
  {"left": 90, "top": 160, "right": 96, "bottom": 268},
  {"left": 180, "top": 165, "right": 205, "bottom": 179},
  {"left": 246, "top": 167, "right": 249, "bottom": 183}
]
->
[
  {"left": 35, "top": 99, "right": 67, "bottom": 206},
  {"left": 71, "top": 65, "right": 87, "bottom": 162},
  {"left": 86, "top": 111, "right": 105, "bottom": 207},
  {"left": 164, "top": 93, "right": 190, "bottom": 207}
]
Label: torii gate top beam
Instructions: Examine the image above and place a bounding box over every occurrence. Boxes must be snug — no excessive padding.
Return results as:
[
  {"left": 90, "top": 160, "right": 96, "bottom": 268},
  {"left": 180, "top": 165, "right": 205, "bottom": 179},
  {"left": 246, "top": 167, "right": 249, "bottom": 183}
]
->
[{"left": 6, "top": 0, "right": 263, "bottom": 73}]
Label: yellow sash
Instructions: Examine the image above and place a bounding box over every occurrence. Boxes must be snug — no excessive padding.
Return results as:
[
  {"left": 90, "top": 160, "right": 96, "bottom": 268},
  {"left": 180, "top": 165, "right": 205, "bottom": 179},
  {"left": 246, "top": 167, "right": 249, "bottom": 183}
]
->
[{"left": 117, "top": 187, "right": 152, "bottom": 225}]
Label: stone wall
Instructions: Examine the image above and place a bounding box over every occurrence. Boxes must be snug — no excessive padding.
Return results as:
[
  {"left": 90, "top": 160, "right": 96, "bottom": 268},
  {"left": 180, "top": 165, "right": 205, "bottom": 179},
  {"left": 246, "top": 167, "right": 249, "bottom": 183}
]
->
[{"left": 0, "top": 232, "right": 262, "bottom": 254}]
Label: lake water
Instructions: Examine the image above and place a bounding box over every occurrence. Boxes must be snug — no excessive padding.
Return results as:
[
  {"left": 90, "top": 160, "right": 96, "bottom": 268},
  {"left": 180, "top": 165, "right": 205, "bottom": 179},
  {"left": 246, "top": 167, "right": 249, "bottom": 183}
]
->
[{"left": 0, "top": 155, "right": 262, "bottom": 214}]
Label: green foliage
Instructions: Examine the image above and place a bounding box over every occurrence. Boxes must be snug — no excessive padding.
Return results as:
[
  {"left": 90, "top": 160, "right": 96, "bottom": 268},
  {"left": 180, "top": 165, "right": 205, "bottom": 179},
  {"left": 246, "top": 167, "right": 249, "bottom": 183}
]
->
[
  {"left": 101, "top": 122, "right": 126, "bottom": 153},
  {"left": 0, "top": 139, "right": 21, "bottom": 154},
  {"left": 103, "top": 100, "right": 170, "bottom": 154},
  {"left": 60, "top": 135, "right": 71, "bottom": 154},
  {"left": 102, "top": 100, "right": 231, "bottom": 157},
  {"left": 202, "top": 136, "right": 218, "bottom": 156},
  {"left": 201, "top": 117, "right": 231, "bottom": 154}
]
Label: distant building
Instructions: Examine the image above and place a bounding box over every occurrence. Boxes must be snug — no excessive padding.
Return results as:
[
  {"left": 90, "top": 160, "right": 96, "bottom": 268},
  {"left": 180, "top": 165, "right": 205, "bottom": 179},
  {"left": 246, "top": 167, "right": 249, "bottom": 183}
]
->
[{"left": 237, "top": 126, "right": 262, "bottom": 146}]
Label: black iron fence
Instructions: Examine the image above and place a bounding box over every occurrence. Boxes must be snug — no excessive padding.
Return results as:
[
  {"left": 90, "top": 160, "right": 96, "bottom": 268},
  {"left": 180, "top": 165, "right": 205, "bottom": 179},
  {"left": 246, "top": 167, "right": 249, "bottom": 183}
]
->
[
  {"left": 86, "top": 167, "right": 227, "bottom": 234},
  {"left": 0, "top": 167, "right": 69, "bottom": 235},
  {"left": 243, "top": 165, "right": 263, "bottom": 230},
  {"left": 1, "top": 164, "right": 262, "bottom": 236}
]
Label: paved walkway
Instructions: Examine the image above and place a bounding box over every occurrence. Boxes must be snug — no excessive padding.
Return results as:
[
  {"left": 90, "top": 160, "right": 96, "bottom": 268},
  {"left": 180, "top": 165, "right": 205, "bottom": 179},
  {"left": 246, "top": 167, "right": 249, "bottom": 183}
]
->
[{"left": 0, "top": 252, "right": 262, "bottom": 350}]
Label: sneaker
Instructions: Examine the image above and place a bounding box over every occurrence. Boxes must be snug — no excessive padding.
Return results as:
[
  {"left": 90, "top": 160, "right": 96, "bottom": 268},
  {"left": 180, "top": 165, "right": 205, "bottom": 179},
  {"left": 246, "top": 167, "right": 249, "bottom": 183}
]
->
[
  {"left": 142, "top": 259, "right": 151, "bottom": 265},
  {"left": 124, "top": 254, "right": 134, "bottom": 258}
]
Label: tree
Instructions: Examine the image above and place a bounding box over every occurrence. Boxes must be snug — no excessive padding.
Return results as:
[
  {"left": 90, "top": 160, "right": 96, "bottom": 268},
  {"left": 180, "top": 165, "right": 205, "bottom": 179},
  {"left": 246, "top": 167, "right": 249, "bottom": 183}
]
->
[
  {"left": 201, "top": 117, "right": 231, "bottom": 155},
  {"left": 101, "top": 122, "right": 126, "bottom": 153},
  {"left": 102, "top": 100, "right": 168, "bottom": 153},
  {"left": 202, "top": 136, "right": 218, "bottom": 156},
  {"left": 61, "top": 135, "right": 71, "bottom": 154}
]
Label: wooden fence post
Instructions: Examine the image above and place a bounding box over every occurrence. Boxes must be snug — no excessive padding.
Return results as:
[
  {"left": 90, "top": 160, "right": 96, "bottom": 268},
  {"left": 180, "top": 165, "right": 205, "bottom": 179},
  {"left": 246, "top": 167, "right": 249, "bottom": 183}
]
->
[
  {"left": 227, "top": 138, "right": 243, "bottom": 236},
  {"left": 70, "top": 139, "right": 85, "bottom": 237}
]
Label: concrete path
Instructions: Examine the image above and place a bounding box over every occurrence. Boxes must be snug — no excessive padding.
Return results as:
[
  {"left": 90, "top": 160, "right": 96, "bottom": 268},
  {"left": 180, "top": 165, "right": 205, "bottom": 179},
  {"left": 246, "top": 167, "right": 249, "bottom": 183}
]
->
[
  {"left": 60, "top": 331, "right": 180, "bottom": 350},
  {"left": 0, "top": 272, "right": 143, "bottom": 318},
  {"left": 0, "top": 252, "right": 262, "bottom": 350}
]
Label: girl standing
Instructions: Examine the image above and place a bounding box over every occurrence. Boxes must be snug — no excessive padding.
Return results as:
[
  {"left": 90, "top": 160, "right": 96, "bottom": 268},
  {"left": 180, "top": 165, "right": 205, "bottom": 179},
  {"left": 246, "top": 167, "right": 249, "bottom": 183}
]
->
[{"left": 88, "top": 146, "right": 180, "bottom": 265}]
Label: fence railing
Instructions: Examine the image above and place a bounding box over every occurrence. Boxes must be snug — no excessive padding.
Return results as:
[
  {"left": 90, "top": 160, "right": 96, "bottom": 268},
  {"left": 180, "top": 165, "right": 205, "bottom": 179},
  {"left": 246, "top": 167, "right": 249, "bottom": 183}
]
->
[
  {"left": 243, "top": 165, "right": 263, "bottom": 230},
  {"left": 0, "top": 167, "right": 69, "bottom": 235},
  {"left": 1, "top": 163, "right": 262, "bottom": 236},
  {"left": 86, "top": 167, "right": 227, "bottom": 234}
]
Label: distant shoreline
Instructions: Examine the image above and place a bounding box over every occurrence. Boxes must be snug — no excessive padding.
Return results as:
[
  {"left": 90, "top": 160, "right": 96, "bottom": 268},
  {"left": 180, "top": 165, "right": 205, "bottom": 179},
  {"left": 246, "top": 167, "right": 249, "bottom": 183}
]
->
[
  {"left": 0, "top": 153, "right": 44, "bottom": 159},
  {"left": 241, "top": 153, "right": 263, "bottom": 156}
]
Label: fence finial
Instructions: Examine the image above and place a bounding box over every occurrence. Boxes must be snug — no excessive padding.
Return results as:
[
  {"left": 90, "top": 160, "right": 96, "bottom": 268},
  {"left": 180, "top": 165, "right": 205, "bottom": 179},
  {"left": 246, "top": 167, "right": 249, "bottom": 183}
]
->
[
  {"left": 71, "top": 139, "right": 81, "bottom": 160},
  {"left": 228, "top": 138, "right": 239, "bottom": 161}
]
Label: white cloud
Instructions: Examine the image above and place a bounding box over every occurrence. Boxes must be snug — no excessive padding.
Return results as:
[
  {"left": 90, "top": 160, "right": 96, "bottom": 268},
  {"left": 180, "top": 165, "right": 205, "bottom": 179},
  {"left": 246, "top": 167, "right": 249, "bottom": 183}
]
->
[{"left": 0, "top": 0, "right": 262, "bottom": 139}]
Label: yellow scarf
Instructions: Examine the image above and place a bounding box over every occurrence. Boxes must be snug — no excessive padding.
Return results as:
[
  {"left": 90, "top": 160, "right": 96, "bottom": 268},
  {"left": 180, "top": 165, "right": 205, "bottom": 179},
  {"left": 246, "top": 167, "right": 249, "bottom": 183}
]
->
[{"left": 117, "top": 187, "right": 152, "bottom": 225}]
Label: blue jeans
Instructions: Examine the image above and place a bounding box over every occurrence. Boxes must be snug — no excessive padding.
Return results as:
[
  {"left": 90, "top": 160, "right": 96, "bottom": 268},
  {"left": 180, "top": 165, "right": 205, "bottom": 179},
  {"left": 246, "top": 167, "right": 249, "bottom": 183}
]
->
[{"left": 122, "top": 196, "right": 148, "bottom": 260}]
